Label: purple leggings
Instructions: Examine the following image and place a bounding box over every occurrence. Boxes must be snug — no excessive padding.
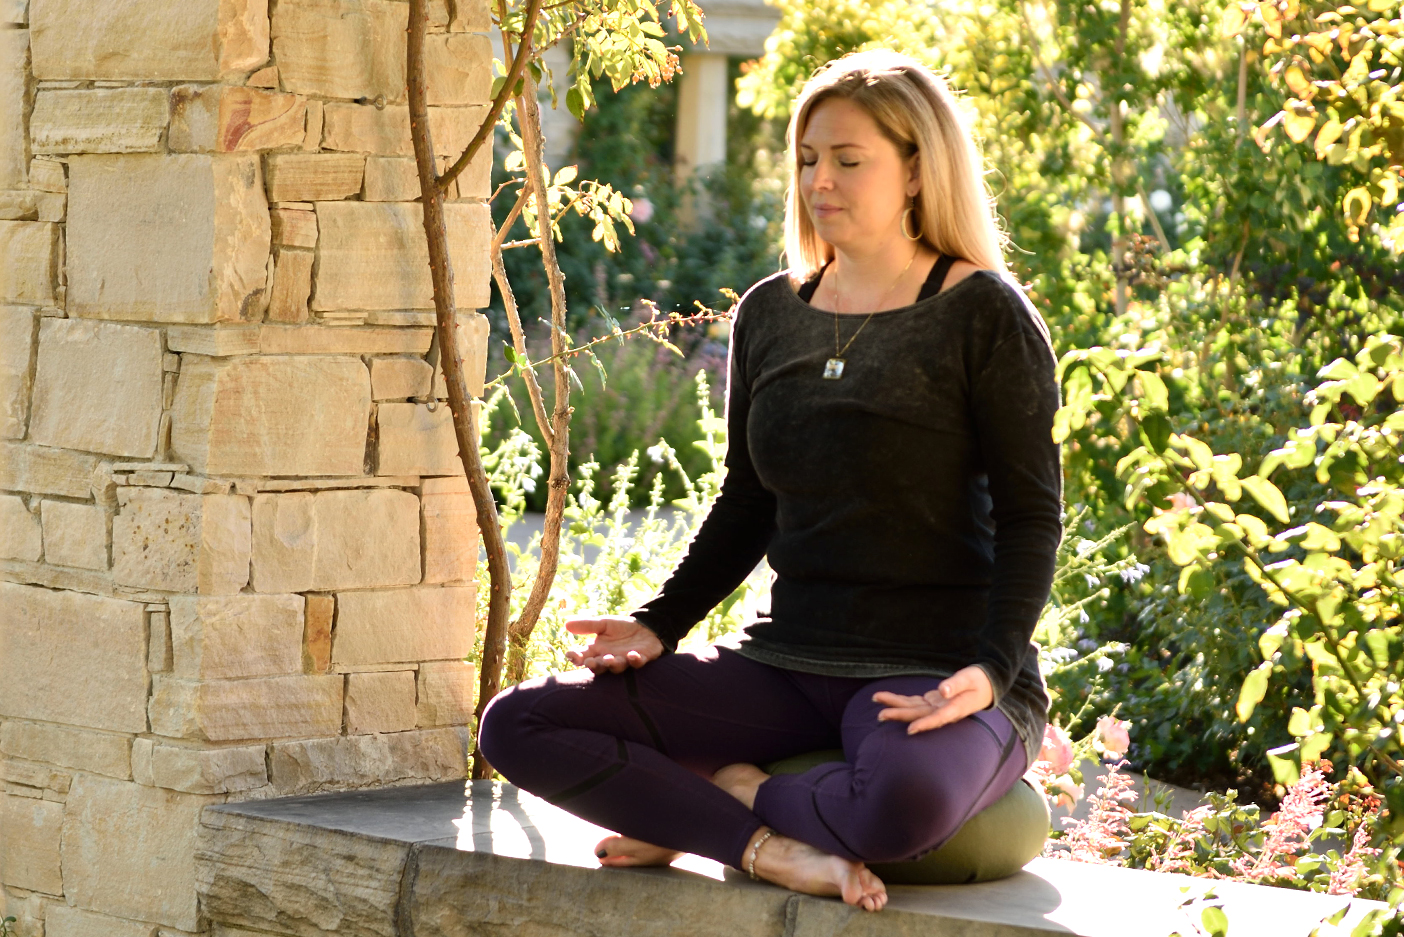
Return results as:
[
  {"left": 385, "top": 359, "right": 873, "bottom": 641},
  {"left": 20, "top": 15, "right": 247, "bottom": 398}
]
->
[{"left": 478, "top": 645, "right": 1027, "bottom": 870}]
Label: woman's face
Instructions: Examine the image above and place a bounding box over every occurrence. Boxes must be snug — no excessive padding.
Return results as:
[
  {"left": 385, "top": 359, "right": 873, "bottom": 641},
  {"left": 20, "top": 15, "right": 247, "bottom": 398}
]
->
[{"left": 798, "top": 97, "right": 919, "bottom": 252}]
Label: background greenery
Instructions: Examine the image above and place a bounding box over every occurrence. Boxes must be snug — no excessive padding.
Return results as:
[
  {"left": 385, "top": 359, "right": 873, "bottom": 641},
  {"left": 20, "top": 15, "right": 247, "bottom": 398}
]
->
[{"left": 485, "top": 0, "right": 1404, "bottom": 808}]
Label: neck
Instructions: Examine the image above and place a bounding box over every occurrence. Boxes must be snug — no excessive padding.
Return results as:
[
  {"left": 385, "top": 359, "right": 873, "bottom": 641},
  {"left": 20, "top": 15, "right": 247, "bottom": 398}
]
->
[{"left": 830, "top": 234, "right": 920, "bottom": 291}]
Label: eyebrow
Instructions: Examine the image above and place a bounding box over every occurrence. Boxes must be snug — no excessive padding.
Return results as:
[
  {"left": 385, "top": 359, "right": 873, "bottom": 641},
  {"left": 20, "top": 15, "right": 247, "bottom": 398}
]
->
[{"left": 798, "top": 142, "right": 867, "bottom": 152}]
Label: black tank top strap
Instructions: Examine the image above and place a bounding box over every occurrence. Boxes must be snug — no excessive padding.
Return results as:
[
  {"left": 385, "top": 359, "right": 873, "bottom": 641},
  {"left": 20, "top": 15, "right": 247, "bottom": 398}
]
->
[
  {"left": 796, "top": 261, "right": 831, "bottom": 303},
  {"left": 916, "top": 254, "right": 958, "bottom": 302},
  {"left": 797, "top": 254, "right": 957, "bottom": 305}
]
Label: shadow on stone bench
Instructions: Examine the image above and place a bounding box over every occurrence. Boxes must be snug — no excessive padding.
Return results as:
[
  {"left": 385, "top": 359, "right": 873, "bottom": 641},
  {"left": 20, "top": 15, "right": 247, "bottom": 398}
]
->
[{"left": 196, "top": 781, "right": 1384, "bottom": 937}]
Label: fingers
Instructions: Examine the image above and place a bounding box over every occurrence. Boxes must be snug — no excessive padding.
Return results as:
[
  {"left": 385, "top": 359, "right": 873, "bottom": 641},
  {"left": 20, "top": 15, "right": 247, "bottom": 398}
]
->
[
  {"left": 871, "top": 691, "right": 923, "bottom": 707},
  {"left": 564, "top": 617, "right": 611, "bottom": 636},
  {"left": 906, "top": 693, "right": 980, "bottom": 734}
]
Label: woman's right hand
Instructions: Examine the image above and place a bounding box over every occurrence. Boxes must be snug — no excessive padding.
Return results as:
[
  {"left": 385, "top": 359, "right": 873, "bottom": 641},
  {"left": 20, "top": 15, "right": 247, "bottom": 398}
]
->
[{"left": 564, "top": 617, "right": 665, "bottom": 673}]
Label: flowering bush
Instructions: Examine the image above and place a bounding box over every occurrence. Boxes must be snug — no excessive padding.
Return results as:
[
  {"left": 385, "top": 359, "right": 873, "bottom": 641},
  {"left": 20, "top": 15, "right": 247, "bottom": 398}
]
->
[{"left": 1030, "top": 716, "right": 1394, "bottom": 901}]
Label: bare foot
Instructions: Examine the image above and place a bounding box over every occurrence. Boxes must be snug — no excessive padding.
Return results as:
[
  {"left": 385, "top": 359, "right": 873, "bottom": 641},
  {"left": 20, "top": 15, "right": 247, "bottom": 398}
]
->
[
  {"left": 594, "top": 834, "right": 683, "bottom": 868},
  {"left": 713, "top": 762, "right": 770, "bottom": 810},
  {"left": 747, "top": 827, "right": 887, "bottom": 912}
]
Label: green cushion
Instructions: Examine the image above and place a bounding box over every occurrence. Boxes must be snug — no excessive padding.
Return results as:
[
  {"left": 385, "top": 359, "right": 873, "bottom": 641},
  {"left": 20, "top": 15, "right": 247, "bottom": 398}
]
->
[{"left": 762, "top": 749, "right": 1049, "bottom": 885}]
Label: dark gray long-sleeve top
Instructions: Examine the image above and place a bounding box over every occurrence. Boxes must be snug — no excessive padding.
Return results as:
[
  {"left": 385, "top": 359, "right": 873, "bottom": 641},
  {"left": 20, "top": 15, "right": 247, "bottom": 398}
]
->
[{"left": 630, "top": 266, "right": 1062, "bottom": 764}]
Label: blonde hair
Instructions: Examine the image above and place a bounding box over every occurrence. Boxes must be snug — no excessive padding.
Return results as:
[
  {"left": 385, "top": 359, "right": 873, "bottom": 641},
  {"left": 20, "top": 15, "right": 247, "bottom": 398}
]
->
[{"left": 783, "top": 50, "right": 1008, "bottom": 279}]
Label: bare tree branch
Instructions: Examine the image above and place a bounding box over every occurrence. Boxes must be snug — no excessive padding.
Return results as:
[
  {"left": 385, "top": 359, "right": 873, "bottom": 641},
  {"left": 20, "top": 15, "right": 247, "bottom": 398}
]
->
[
  {"left": 504, "top": 75, "right": 572, "bottom": 683},
  {"left": 408, "top": 0, "right": 513, "bottom": 780}
]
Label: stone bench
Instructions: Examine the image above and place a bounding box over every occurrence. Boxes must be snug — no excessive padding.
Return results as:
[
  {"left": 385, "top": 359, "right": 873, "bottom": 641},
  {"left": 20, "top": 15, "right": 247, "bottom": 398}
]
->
[{"left": 196, "top": 781, "right": 1385, "bottom": 937}]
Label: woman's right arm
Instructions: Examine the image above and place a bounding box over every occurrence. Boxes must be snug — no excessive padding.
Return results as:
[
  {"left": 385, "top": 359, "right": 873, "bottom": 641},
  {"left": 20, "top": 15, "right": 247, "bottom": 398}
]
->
[{"left": 625, "top": 306, "right": 778, "bottom": 651}]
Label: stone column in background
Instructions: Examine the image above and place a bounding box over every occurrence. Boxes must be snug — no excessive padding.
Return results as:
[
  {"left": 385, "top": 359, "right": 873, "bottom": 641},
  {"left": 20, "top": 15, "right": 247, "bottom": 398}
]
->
[{"left": 0, "top": 1, "right": 493, "bottom": 934}]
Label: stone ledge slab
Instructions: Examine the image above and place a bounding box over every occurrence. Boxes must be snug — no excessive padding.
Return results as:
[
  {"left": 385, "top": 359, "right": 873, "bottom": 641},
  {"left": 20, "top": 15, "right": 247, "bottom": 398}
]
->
[{"left": 197, "top": 781, "right": 1389, "bottom": 937}]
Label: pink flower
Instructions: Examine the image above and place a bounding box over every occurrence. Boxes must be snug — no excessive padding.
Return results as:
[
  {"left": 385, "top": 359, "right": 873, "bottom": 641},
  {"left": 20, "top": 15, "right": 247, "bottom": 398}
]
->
[
  {"left": 1039, "top": 724, "right": 1075, "bottom": 775},
  {"left": 628, "top": 196, "right": 654, "bottom": 224},
  {"left": 1166, "top": 491, "right": 1197, "bottom": 514},
  {"left": 1095, "top": 716, "right": 1131, "bottom": 759},
  {"left": 1058, "top": 765, "right": 1135, "bottom": 864},
  {"left": 1051, "top": 775, "right": 1084, "bottom": 810}
]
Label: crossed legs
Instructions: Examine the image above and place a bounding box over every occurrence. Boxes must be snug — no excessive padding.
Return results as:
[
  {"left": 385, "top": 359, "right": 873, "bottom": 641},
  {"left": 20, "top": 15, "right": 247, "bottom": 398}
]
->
[{"left": 477, "top": 646, "right": 1025, "bottom": 909}]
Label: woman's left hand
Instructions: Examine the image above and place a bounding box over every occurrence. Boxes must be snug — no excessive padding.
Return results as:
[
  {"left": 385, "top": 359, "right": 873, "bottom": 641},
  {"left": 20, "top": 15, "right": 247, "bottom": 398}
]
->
[{"left": 873, "top": 665, "right": 994, "bottom": 735}]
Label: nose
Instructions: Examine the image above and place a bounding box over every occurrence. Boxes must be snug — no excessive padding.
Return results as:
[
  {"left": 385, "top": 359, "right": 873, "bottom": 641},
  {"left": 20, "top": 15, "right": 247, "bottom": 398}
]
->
[{"left": 807, "top": 157, "right": 834, "bottom": 192}]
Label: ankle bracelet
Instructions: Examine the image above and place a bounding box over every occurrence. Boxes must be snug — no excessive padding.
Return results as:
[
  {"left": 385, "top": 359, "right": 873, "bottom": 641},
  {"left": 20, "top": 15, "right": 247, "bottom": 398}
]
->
[{"left": 747, "top": 829, "right": 776, "bottom": 881}]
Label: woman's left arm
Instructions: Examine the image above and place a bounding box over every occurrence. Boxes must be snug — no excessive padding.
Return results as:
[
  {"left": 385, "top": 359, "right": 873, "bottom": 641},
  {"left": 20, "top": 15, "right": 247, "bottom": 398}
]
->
[{"left": 964, "top": 289, "right": 1065, "bottom": 705}]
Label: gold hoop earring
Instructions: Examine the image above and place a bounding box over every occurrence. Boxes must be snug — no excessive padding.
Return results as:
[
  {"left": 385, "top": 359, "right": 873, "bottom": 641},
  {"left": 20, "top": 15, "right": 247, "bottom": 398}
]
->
[{"left": 901, "top": 206, "right": 922, "bottom": 241}]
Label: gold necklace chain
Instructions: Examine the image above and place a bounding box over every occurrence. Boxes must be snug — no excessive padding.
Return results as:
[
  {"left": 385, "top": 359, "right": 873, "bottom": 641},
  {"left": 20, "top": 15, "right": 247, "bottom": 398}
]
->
[{"left": 831, "top": 249, "right": 918, "bottom": 359}]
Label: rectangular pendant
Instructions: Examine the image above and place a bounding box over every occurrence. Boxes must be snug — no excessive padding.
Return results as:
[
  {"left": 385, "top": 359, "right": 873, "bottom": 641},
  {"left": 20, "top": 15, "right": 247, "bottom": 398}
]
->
[{"left": 822, "top": 357, "right": 845, "bottom": 380}]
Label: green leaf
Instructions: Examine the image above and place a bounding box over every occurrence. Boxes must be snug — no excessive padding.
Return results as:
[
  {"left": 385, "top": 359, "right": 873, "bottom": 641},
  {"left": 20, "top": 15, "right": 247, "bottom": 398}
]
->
[
  {"left": 1182, "top": 436, "right": 1214, "bottom": 472},
  {"left": 1139, "top": 411, "right": 1172, "bottom": 454},
  {"left": 1266, "top": 742, "right": 1302, "bottom": 786},
  {"left": 1236, "top": 661, "right": 1272, "bottom": 722},
  {"left": 1241, "top": 475, "right": 1291, "bottom": 523},
  {"left": 1138, "top": 370, "right": 1169, "bottom": 411},
  {"left": 553, "top": 164, "right": 578, "bottom": 186},
  {"left": 1201, "top": 905, "right": 1229, "bottom": 937},
  {"left": 1318, "top": 357, "right": 1359, "bottom": 380},
  {"left": 566, "top": 85, "right": 586, "bottom": 120}
]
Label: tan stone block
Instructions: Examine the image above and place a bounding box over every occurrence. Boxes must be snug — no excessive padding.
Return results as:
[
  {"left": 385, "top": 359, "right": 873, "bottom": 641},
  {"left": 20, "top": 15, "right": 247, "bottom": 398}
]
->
[
  {"left": 40, "top": 500, "right": 108, "bottom": 570},
  {"left": 68, "top": 154, "right": 270, "bottom": 324},
  {"left": 0, "top": 306, "right": 34, "bottom": 439},
  {"left": 0, "top": 583, "right": 147, "bottom": 733},
  {"left": 263, "top": 152, "right": 364, "bottom": 201},
  {"left": 0, "top": 442, "right": 99, "bottom": 498},
  {"left": 45, "top": 906, "right": 163, "bottom": 937},
  {"left": 29, "top": 158, "right": 66, "bottom": 193},
  {"left": 258, "top": 324, "right": 432, "bottom": 354},
  {"left": 169, "top": 594, "right": 304, "bottom": 679},
  {"left": 0, "top": 759, "right": 70, "bottom": 794},
  {"left": 453, "top": 0, "right": 491, "bottom": 31},
  {"left": 169, "top": 85, "right": 305, "bottom": 152},
  {"left": 28, "top": 318, "right": 163, "bottom": 459},
  {"left": 0, "top": 30, "right": 27, "bottom": 190},
  {"left": 148, "top": 607, "right": 173, "bottom": 673},
  {"left": 333, "top": 585, "right": 474, "bottom": 666},
  {"left": 423, "top": 481, "right": 476, "bottom": 584},
  {"left": 30, "top": 88, "right": 169, "bottom": 154},
  {"left": 247, "top": 64, "right": 279, "bottom": 88},
  {"left": 112, "top": 489, "right": 251, "bottom": 594},
  {"left": 130, "top": 736, "right": 154, "bottom": 786},
  {"left": 312, "top": 201, "right": 490, "bottom": 311},
  {"left": 433, "top": 310, "right": 490, "bottom": 397},
  {"left": 0, "top": 793, "right": 64, "bottom": 894},
  {"left": 148, "top": 742, "right": 267, "bottom": 794},
  {"left": 270, "top": 207, "right": 317, "bottom": 247},
  {"left": 424, "top": 33, "right": 492, "bottom": 106},
  {"left": 0, "top": 222, "right": 58, "bottom": 306},
  {"left": 376, "top": 402, "right": 462, "bottom": 476},
  {"left": 0, "top": 495, "right": 41, "bottom": 561},
  {"left": 60, "top": 775, "right": 217, "bottom": 930},
  {"left": 30, "top": 0, "right": 268, "bottom": 80},
  {"left": 302, "top": 98, "right": 323, "bottom": 151},
  {"left": 166, "top": 325, "right": 261, "bottom": 357},
  {"left": 445, "top": 142, "right": 492, "bottom": 199},
  {"left": 320, "top": 103, "right": 489, "bottom": 159},
  {"left": 0, "top": 721, "right": 132, "bottom": 778},
  {"left": 266, "top": 725, "right": 467, "bottom": 794},
  {"left": 416, "top": 660, "right": 475, "bottom": 727},
  {"left": 272, "top": 0, "right": 406, "bottom": 102},
  {"left": 371, "top": 356, "right": 433, "bottom": 400},
  {"left": 170, "top": 355, "right": 370, "bottom": 476},
  {"left": 363, "top": 157, "right": 422, "bottom": 202},
  {"left": 266, "top": 248, "right": 313, "bottom": 323},
  {"left": 344, "top": 670, "right": 417, "bottom": 734},
  {"left": 250, "top": 488, "right": 420, "bottom": 593},
  {"left": 148, "top": 674, "right": 342, "bottom": 741},
  {"left": 304, "top": 593, "right": 334, "bottom": 672}
]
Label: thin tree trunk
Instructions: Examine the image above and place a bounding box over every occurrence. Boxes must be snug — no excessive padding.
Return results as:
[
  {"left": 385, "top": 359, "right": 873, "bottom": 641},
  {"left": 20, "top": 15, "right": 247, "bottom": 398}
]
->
[
  {"left": 504, "top": 76, "right": 572, "bottom": 685},
  {"left": 407, "top": 0, "right": 512, "bottom": 780},
  {"left": 1109, "top": 0, "right": 1132, "bottom": 319}
]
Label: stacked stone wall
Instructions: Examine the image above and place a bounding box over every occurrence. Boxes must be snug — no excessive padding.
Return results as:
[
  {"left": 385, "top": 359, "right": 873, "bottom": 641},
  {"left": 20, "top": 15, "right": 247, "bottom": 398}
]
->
[{"left": 0, "top": 1, "right": 492, "bottom": 934}]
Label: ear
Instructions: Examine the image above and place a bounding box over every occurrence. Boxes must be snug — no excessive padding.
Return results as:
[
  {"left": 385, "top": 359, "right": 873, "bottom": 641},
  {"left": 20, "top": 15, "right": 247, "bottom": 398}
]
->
[{"left": 904, "top": 152, "right": 922, "bottom": 198}]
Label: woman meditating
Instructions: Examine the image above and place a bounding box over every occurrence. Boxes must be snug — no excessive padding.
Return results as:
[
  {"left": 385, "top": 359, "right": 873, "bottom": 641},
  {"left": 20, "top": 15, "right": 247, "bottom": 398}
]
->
[{"left": 479, "top": 49, "right": 1062, "bottom": 912}]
